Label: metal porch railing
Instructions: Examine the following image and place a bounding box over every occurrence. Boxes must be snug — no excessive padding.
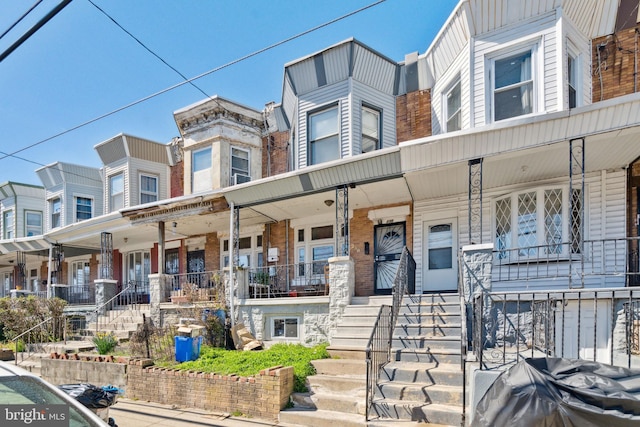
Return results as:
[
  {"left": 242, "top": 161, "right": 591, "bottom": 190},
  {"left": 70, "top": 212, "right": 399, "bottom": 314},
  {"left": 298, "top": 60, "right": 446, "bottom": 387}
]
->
[
  {"left": 166, "top": 270, "right": 226, "bottom": 304},
  {"left": 365, "top": 247, "right": 415, "bottom": 421},
  {"left": 248, "top": 261, "right": 330, "bottom": 298}
]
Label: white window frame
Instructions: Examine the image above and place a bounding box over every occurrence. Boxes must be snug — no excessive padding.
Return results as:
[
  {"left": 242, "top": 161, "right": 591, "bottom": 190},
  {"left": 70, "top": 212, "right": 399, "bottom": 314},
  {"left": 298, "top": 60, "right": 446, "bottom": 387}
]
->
[
  {"left": 487, "top": 42, "right": 539, "bottom": 123},
  {"left": 361, "top": 104, "right": 381, "bottom": 153},
  {"left": 70, "top": 260, "right": 91, "bottom": 286},
  {"left": 25, "top": 210, "right": 42, "bottom": 237},
  {"left": 493, "top": 186, "right": 583, "bottom": 261},
  {"left": 294, "top": 224, "right": 334, "bottom": 279},
  {"left": 221, "top": 234, "right": 263, "bottom": 269},
  {"left": 192, "top": 147, "right": 212, "bottom": 193},
  {"left": 126, "top": 250, "right": 151, "bottom": 284},
  {"left": 230, "top": 146, "right": 250, "bottom": 185},
  {"left": 443, "top": 77, "right": 462, "bottom": 132},
  {"left": 3, "top": 209, "right": 14, "bottom": 239},
  {"left": 50, "top": 197, "right": 62, "bottom": 229},
  {"left": 74, "top": 195, "right": 93, "bottom": 222},
  {"left": 567, "top": 40, "right": 581, "bottom": 109},
  {"left": 308, "top": 104, "right": 340, "bottom": 165},
  {"left": 109, "top": 173, "right": 124, "bottom": 212},
  {"left": 139, "top": 173, "right": 159, "bottom": 204},
  {"left": 271, "top": 316, "right": 300, "bottom": 340}
]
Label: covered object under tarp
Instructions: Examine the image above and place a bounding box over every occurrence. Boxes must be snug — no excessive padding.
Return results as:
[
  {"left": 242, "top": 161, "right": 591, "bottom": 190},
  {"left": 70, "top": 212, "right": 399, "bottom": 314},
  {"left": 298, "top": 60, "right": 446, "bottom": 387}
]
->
[{"left": 472, "top": 358, "right": 640, "bottom": 427}]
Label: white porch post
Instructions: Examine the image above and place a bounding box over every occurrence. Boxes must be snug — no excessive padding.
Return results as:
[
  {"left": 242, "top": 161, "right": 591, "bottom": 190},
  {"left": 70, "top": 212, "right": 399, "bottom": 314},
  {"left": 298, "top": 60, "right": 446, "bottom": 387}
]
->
[
  {"left": 46, "top": 244, "right": 53, "bottom": 298},
  {"left": 229, "top": 202, "right": 235, "bottom": 327}
]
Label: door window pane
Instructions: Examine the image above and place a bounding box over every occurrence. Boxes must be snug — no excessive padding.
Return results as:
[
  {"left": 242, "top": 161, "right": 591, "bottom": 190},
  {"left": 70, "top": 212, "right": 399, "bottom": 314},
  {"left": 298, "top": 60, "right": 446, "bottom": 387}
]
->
[{"left": 428, "top": 224, "right": 452, "bottom": 270}]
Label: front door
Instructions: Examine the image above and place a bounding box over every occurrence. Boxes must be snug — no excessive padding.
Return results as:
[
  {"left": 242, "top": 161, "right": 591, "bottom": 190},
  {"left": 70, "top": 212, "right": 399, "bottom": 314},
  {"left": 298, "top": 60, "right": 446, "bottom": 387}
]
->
[
  {"left": 187, "top": 250, "right": 205, "bottom": 286},
  {"left": 422, "top": 218, "right": 458, "bottom": 292},
  {"left": 374, "top": 222, "right": 406, "bottom": 295}
]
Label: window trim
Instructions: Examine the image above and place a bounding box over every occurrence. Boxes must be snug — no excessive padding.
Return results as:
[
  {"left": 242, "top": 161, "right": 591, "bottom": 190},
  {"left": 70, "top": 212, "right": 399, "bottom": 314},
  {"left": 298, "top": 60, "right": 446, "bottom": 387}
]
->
[
  {"left": 487, "top": 41, "right": 539, "bottom": 123},
  {"left": 442, "top": 77, "right": 462, "bottom": 132},
  {"left": 3, "top": 209, "right": 14, "bottom": 239},
  {"left": 294, "top": 224, "right": 334, "bottom": 278},
  {"left": 109, "top": 173, "right": 124, "bottom": 212},
  {"left": 361, "top": 103, "right": 381, "bottom": 153},
  {"left": 307, "top": 103, "right": 340, "bottom": 165},
  {"left": 271, "top": 316, "right": 300, "bottom": 340},
  {"left": 221, "top": 233, "right": 263, "bottom": 269},
  {"left": 139, "top": 173, "right": 159, "bottom": 204},
  {"left": 192, "top": 146, "right": 212, "bottom": 193},
  {"left": 230, "top": 146, "right": 251, "bottom": 185},
  {"left": 74, "top": 195, "right": 93, "bottom": 222},
  {"left": 50, "top": 197, "right": 62, "bottom": 229},
  {"left": 70, "top": 260, "right": 91, "bottom": 286},
  {"left": 493, "top": 185, "right": 583, "bottom": 262},
  {"left": 567, "top": 39, "right": 581, "bottom": 109},
  {"left": 24, "top": 210, "right": 42, "bottom": 237}
]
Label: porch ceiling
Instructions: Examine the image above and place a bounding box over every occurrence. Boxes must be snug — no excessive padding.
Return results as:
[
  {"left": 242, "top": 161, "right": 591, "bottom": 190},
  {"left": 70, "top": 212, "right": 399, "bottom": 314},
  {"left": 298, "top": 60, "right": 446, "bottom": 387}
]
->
[{"left": 404, "top": 119, "right": 640, "bottom": 201}]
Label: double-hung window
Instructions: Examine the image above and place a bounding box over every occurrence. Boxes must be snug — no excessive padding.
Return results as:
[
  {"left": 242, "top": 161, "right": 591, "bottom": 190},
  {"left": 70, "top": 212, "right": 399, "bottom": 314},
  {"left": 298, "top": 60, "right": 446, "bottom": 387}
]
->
[
  {"left": 361, "top": 105, "right": 380, "bottom": 153},
  {"left": 75, "top": 197, "right": 92, "bottom": 221},
  {"left": 230, "top": 147, "right": 250, "bottom": 185},
  {"left": 51, "top": 198, "right": 61, "bottom": 228},
  {"left": 567, "top": 41, "right": 580, "bottom": 109},
  {"left": 25, "top": 211, "right": 42, "bottom": 236},
  {"left": 495, "top": 187, "right": 582, "bottom": 260},
  {"left": 3, "top": 210, "right": 13, "bottom": 239},
  {"left": 444, "top": 79, "right": 462, "bottom": 132},
  {"left": 192, "top": 147, "right": 212, "bottom": 193},
  {"left": 109, "top": 174, "right": 124, "bottom": 212},
  {"left": 492, "top": 49, "right": 534, "bottom": 121},
  {"left": 308, "top": 106, "right": 339, "bottom": 165},
  {"left": 140, "top": 174, "right": 158, "bottom": 204}
]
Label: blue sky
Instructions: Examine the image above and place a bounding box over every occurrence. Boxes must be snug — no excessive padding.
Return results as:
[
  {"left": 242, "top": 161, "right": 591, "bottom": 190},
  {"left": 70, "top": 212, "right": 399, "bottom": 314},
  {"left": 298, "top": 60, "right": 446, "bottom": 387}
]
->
[{"left": 0, "top": 0, "right": 458, "bottom": 186}]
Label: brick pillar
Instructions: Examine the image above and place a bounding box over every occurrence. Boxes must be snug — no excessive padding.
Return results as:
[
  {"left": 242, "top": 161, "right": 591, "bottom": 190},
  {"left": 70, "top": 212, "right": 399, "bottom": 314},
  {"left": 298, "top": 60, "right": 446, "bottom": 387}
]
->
[
  {"left": 148, "top": 273, "right": 168, "bottom": 327},
  {"left": 94, "top": 279, "right": 118, "bottom": 315}
]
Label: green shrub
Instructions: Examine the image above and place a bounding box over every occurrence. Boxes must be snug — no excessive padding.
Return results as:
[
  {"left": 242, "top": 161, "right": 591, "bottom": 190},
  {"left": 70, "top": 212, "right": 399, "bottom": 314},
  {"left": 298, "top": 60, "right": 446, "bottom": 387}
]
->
[
  {"left": 92, "top": 332, "right": 118, "bottom": 354},
  {"left": 175, "top": 342, "right": 330, "bottom": 392}
]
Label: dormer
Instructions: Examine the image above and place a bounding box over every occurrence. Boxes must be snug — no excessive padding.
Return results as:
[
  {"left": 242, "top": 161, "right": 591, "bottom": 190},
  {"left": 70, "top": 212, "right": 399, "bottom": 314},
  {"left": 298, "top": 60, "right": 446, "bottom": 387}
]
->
[
  {"left": 414, "top": 0, "right": 616, "bottom": 135},
  {"left": 94, "top": 134, "right": 172, "bottom": 212},
  {"left": 279, "top": 38, "right": 399, "bottom": 169},
  {"left": 173, "top": 96, "right": 263, "bottom": 195},
  {"left": 0, "top": 182, "right": 45, "bottom": 239},
  {"left": 35, "top": 162, "right": 103, "bottom": 231}
]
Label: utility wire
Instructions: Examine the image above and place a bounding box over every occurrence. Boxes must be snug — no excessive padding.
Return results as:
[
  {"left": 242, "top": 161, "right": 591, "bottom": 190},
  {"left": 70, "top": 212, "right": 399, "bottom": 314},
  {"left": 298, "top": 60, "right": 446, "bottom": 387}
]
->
[
  {"left": 0, "top": 150, "right": 104, "bottom": 184},
  {"left": 0, "top": 0, "right": 386, "bottom": 163},
  {"left": 86, "top": 0, "right": 211, "bottom": 100},
  {"left": 0, "top": 0, "right": 43, "bottom": 41}
]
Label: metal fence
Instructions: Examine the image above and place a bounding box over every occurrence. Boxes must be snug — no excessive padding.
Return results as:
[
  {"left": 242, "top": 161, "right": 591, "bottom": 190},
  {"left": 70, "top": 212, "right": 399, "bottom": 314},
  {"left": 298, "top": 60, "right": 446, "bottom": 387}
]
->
[
  {"left": 51, "top": 284, "right": 96, "bottom": 305},
  {"left": 248, "top": 261, "right": 330, "bottom": 298}
]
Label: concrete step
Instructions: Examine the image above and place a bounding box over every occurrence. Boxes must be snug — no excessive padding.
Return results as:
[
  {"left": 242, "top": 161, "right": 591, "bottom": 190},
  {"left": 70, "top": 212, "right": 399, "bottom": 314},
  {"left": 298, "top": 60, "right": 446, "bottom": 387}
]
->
[
  {"left": 400, "top": 302, "right": 461, "bottom": 315},
  {"left": 392, "top": 335, "right": 461, "bottom": 351},
  {"left": 329, "top": 337, "right": 370, "bottom": 349},
  {"left": 392, "top": 348, "right": 461, "bottom": 364},
  {"left": 395, "top": 323, "right": 461, "bottom": 337},
  {"left": 381, "top": 362, "right": 463, "bottom": 387},
  {"left": 396, "top": 312, "right": 461, "bottom": 325},
  {"left": 376, "top": 382, "right": 463, "bottom": 406},
  {"left": 350, "top": 296, "right": 393, "bottom": 306},
  {"left": 312, "top": 359, "right": 366, "bottom": 376},
  {"left": 407, "top": 293, "right": 460, "bottom": 304},
  {"left": 85, "top": 322, "right": 141, "bottom": 331},
  {"left": 326, "top": 346, "right": 367, "bottom": 360},
  {"left": 307, "top": 374, "right": 365, "bottom": 394},
  {"left": 279, "top": 408, "right": 365, "bottom": 427},
  {"left": 371, "top": 401, "right": 463, "bottom": 425},
  {"left": 291, "top": 391, "right": 365, "bottom": 415}
]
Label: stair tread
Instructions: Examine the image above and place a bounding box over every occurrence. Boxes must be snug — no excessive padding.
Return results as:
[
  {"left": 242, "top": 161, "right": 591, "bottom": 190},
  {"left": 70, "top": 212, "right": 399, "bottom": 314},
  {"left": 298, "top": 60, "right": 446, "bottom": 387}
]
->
[
  {"left": 384, "top": 361, "right": 461, "bottom": 371},
  {"left": 397, "top": 335, "right": 461, "bottom": 341},
  {"left": 378, "top": 381, "right": 463, "bottom": 391},
  {"left": 372, "top": 398, "right": 463, "bottom": 411},
  {"left": 395, "top": 347, "right": 462, "bottom": 354}
]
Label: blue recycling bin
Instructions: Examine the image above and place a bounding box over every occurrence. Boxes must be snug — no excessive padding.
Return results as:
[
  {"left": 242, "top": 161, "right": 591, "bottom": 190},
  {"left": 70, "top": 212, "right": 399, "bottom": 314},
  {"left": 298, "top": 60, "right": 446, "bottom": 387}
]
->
[{"left": 174, "top": 335, "right": 203, "bottom": 362}]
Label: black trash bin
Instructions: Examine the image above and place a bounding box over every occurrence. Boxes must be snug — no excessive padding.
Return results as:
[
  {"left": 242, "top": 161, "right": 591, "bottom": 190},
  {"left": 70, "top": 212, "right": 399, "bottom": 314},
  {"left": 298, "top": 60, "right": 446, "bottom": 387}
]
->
[{"left": 58, "top": 383, "right": 119, "bottom": 426}]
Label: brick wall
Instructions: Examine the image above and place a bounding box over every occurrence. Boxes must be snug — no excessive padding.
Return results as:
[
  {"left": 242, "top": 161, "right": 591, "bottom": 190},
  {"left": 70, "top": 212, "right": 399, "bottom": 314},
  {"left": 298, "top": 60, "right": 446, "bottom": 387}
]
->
[
  {"left": 205, "top": 232, "right": 220, "bottom": 271},
  {"left": 170, "top": 160, "right": 185, "bottom": 198},
  {"left": 127, "top": 360, "right": 294, "bottom": 420},
  {"left": 266, "top": 221, "right": 293, "bottom": 265},
  {"left": 262, "top": 130, "right": 290, "bottom": 177},
  {"left": 592, "top": 26, "right": 640, "bottom": 102},
  {"left": 396, "top": 89, "right": 432, "bottom": 143}
]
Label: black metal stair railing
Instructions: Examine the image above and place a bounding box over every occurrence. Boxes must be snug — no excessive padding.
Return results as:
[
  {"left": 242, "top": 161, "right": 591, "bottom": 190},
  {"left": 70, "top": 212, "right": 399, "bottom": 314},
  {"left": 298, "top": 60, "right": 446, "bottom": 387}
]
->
[{"left": 365, "top": 247, "right": 415, "bottom": 421}]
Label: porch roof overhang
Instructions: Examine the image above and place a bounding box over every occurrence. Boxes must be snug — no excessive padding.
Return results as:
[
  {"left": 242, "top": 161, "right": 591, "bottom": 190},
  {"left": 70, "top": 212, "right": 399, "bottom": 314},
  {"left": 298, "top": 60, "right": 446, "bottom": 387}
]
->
[{"left": 401, "top": 92, "right": 640, "bottom": 200}]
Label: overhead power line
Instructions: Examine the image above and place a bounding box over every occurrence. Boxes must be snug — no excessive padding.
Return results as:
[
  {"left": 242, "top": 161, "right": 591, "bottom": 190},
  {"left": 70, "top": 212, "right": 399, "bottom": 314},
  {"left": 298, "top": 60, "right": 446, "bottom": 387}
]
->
[
  {"left": 0, "top": 0, "right": 73, "bottom": 63},
  {"left": 0, "top": 0, "right": 43, "bottom": 41},
  {"left": 0, "top": 0, "right": 387, "bottom": 163},
  {"left": 86, "top": 0, "right": 211, "bottom": 100}
]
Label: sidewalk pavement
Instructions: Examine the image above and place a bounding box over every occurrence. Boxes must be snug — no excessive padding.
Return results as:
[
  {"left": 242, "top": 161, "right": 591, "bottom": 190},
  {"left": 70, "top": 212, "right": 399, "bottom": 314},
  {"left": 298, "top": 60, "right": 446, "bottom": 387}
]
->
[{"left": 109, "top": 398, "right": 298, "bottom": 427}]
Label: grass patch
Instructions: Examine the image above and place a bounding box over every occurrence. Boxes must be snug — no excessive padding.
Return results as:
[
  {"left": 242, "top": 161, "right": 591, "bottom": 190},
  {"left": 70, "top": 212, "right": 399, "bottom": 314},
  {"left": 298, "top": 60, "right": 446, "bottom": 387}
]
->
[{"left": 174, "top": 342, "right": 329, "bottom": 392}]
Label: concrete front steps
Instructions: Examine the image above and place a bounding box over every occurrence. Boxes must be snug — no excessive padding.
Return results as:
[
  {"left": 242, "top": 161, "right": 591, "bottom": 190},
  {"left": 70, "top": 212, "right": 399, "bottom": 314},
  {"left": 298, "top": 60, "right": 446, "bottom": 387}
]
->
[
  {"left": 370, "top": 293, "right": 464, "bottom": 426},
  {"left": 83, "top": 306, "right": 150, "bottom": 341}
]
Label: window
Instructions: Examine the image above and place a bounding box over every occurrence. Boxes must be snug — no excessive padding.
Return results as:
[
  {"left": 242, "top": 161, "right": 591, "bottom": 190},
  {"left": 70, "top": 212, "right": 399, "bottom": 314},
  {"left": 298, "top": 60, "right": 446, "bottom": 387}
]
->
[
  {"left": 495, "top": 187, "right": 582, "bottom": 259},
  {"left": 308, "top": 106, "right": 339, "bottom": 165},
  {"left": 140, "top": 174, "right": 158, "bottom": 204},
  {"left": 492, "top": 49, "right": 534, "bottom": 121},
  {"left": 71, "top": 261, "right": 90, "bottom": 286},
  {"left": 109, "top": 174, "right": 124, "bottom": 211},
  {"left": 75, "top": 197, "right": 92, "bottom": 221},
  {"left": 444, "top": 79, "right": 462, "bottom": 132},
  {"left": 221, "top": 234, "right": 263, "bottom": 269},
  {"left": 361, "top": 105, "right": 380, "bottom": 153},
  {"left": 127, "top": 251, "right": 151, "bottom": 284},
  {"left": 295, "top": 225, "right": 334, "bottom": 276},
  {"left": 272, "top": 317, "right": 299, "bottom": 339},
  {"left": 231, "top": 147, "right": 250, "bottom": 185},
  {"left": 50, "top": 198, "right": 61, "bottom": 228},
  {"left": 567, "top": 42, "right": 580, "bottom": 109},
  {"left": 192, "top": 147, "right": 212, "bottom": 193},
  {"left": 25, "top": 211, "right": 42, "bottom": 236},
  {"left": 3, "top": 210, "right": 13, "bottom": 239}
]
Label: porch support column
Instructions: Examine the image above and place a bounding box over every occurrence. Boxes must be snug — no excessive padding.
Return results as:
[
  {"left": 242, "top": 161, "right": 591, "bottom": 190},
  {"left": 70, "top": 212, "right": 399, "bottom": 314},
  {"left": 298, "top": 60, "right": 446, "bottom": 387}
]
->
[
  {"left": 100, "top": 232, "right": 113, "bottom": 279},
  {"left": 462, "top": 243, "right": 494, "bottom": 350},
  {"left": 94, "top": 279, "right": 118, "bottom": 315},
  {"left": 468, "top": 158, "right": 483, "bottom": 245},
  {"left": 148, "top": 273, "right": 167, "bottom": 327},
  {"left": 228, "top": 203, "right": 240, "bottom": 327},
  {"left": 569, "top": 137, "right": 585, "bottom": 288},
  {"left": 336, "top": 185, "right": 349, "bottom": 257},
  {"left": 327, "top": 256, "right": 354, "bottom": 339},
  {"left": 16, "top": 251, "right": 26, "bottom": 290},
  {"left": 158, "top": 221, "right": 165, "bottom": 274}
]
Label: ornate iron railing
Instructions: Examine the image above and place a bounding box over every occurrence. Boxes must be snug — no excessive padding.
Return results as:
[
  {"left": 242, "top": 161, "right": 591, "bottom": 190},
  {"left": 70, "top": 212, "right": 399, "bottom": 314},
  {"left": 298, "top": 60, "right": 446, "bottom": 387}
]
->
[
  {"left": 365, "top": 247, "right": 414, "bottom": 421},
  {"left": 247, "top": 261, "right": 330, "bottom": 298},
  {"left": 166, "top": 270, "right": 226, "bottom": 304}
]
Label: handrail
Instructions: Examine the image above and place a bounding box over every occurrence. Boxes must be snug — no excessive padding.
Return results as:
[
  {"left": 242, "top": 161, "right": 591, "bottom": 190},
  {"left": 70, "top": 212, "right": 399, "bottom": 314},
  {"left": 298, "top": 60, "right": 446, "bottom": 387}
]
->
[
  {"left": 457, "top": 249, "right": 467, "bottom": 424},
  {"left": 93, "top": 281, "right": 139, "bottom": 335},
  {"left": 11, "top": 316, "right": 64, "bottom": 365},
  {"left": 365, "top": 247, "right": 414, "bottom": 421}
]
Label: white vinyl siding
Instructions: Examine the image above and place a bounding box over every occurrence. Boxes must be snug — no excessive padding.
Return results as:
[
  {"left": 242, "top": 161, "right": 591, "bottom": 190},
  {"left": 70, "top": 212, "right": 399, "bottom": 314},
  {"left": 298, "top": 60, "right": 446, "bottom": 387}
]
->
[
  {"left": 432, "top": 46, "right": 470, "bottom": 135},
  {"left": 351, "top": 80, "right": 396, "bottom": 152}
]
